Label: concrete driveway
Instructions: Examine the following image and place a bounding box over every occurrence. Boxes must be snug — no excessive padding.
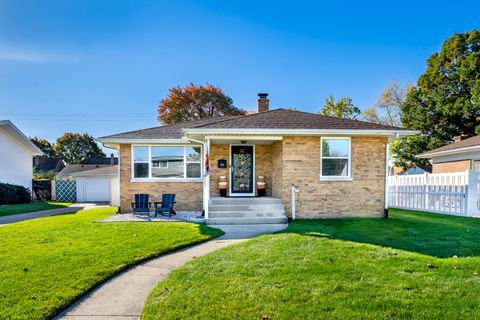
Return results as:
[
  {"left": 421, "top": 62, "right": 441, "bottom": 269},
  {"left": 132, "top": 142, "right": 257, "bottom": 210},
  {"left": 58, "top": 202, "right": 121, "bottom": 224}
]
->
[{"left": 0, "top": 203, "right": 108, "bottom": 225}]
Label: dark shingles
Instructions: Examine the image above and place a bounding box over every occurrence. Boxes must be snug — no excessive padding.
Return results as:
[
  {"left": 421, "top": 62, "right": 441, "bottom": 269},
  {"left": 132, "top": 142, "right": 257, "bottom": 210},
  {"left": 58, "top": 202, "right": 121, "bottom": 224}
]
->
[
  {"left": 98, "top": 116, "right": 239, "bottom": 140},
  {"left": 191, "top": 109, "right": 407, "bottom": 130},
  {"left": 99, "top": 109, "right": 409, "bottom": 140},
  {"left": 418, "top": 135, "right": 480, "bottom": 156}
]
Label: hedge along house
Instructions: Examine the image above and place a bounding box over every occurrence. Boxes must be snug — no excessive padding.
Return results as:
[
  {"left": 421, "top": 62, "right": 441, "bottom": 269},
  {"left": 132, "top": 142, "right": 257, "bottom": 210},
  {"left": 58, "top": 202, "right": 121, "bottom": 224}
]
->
[{"left": 98, "top": 94, "right": 416, "bottom": 224}]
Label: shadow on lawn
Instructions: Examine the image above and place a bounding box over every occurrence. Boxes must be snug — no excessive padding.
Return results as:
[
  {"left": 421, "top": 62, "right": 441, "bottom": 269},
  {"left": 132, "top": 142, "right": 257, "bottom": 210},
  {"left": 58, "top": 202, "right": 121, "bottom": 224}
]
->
[{"left": 281, "top": 209, "right": 480, "bottom": 258}]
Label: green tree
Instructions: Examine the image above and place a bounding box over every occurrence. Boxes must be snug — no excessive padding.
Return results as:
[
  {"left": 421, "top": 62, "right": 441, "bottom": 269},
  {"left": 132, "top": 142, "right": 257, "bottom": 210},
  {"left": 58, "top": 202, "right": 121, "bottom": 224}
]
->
[
  {"left": 320, "top": 95, "right": 361, "bottom": 119},
  {"left": 30, "top": 137, "right": 56, "bottom": 157},
  {"left": 157, "top": 83, "right": 245, "bottom": 124},
  {"left": 396, "top": 30, "right": 480, "bottom": 166},
  {"left": 54, "top": 133, "right": 105, "bottom": 164},
  {"left": 390, "top": 135, "right": 431, "bottom": 170}
]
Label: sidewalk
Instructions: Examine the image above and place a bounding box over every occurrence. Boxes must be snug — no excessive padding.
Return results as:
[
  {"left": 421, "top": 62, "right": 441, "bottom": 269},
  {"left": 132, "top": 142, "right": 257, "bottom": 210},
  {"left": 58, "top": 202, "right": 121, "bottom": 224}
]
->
[
  {"left": 57, "top": 224, "right": 287, "bottom": 319},
  {"left": 0, "top": 203, "right": 107, "bottom": 225}
]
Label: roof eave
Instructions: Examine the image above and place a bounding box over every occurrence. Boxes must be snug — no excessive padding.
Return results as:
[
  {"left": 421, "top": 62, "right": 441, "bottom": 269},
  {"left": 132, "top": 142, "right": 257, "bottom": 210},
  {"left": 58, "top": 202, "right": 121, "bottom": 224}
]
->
[
  {"left": 183, "top": 128, "right": 419, "bottom": 137},
  {"left": 96, "top": 138, "right": 189, "bottom": 144},
  {"left": 0, "top": 120, "right": 43, "bottom": 155},
  {"left": 70, "top": 173, "right": 118, "bottom": 177},
  {"left": 416, "top": 145, "right": 480, "bottom": 158}
]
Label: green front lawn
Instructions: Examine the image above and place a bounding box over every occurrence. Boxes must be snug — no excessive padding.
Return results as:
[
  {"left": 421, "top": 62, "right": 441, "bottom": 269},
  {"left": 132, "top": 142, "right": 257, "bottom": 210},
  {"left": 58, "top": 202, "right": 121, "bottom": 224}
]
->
[
  {"left": 0, "top": 201, "right": 72, "bottom": 217},
  {"left": 0, "top": 207, "right": 223, "bottom": 319},
  {"left": 144, "top": 209, "right": 480, "bottom": 320}
]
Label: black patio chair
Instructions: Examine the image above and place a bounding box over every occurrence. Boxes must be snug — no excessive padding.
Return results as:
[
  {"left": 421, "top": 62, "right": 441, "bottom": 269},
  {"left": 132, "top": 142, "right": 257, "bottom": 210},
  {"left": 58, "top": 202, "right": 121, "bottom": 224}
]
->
[
  {"left": 131, "top": 194, "right": 151, "bottom": 215},
  {"left": 154, "top": 194, "right": 176, "bottom": 217}
]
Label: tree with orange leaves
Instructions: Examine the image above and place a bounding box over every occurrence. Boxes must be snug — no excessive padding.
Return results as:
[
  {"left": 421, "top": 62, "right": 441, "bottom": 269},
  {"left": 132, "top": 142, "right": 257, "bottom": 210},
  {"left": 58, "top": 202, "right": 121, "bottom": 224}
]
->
[{"left": 157, "top": 83, "right": 245, "bottom": 125}]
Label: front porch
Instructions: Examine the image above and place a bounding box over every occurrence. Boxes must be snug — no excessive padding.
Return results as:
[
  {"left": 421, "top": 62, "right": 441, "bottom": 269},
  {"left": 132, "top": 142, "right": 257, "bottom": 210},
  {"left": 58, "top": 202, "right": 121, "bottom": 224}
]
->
[
  {"left": 207, "top": 137, "right": 282, "bottom": 199},
  {"left": 203, "top": 136, "right": 287, "bottom": 224}
]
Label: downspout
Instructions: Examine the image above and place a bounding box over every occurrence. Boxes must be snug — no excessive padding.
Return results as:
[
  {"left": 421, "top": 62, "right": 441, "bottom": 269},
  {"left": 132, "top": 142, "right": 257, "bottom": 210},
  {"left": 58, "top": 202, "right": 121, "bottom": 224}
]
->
[
  {"left": 187, "top": 137, "right": 209, "bottom": 219},
  {"left": 384, "top": 133, "right": 399, "bottom": 218}
]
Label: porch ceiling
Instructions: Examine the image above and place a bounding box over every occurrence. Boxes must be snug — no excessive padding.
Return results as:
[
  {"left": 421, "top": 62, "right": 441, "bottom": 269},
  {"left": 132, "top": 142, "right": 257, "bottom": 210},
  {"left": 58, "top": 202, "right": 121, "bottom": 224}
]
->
[
  {"left": 186, "top": 133, "right": 283, "bottom": 145},
  {"left": 206, "top": 135, "right": 282, "bottom": 145},
  {"left": 210, "top": 139, "right": 275, "bottom": 145}
]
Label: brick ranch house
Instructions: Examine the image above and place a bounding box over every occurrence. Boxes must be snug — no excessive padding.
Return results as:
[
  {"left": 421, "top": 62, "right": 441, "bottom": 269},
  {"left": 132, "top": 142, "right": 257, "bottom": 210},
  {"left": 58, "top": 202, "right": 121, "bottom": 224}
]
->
[{"left": 98, "top": 94, "right": 416, "bottom": 224}]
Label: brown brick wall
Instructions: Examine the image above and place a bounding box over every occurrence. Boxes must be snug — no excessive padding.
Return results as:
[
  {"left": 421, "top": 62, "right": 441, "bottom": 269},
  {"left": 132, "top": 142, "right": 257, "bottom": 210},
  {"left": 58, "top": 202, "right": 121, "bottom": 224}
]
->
[
  {"left": 271, "top": 140, "right": 283, "bottom": 198},
  {"left": 280, "top": 136, "right": 387, "bottom": 218},
  {"left": 118, "top": 137, "right": 388, "bottom": 217},
  {"left": 255, "top": 144, "right": 273, "bottom": 196},
  {"left": 119, "top": 144, "right": 203, "bottom": 213},
  {"left": 209, "top": 144, "right": 230, "bottom": 196},
  {"left": 209, "top": 144, "right": 273, "bottom": 196},
  {"left": 432, "top": 160, "right": 471, "bottom": 173}
]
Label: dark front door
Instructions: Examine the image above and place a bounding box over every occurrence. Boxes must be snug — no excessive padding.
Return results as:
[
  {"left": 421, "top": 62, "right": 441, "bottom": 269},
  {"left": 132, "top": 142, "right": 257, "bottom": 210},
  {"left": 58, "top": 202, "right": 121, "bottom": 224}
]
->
[{"left": 231, "top": 145, "right": 254, "bottom": 195}]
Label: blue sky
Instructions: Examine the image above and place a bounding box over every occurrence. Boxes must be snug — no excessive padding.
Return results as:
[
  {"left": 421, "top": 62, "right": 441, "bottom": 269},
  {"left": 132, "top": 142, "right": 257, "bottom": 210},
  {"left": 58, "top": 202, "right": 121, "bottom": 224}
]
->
[{"left": 0, "top": 0, "right": 478, "bottom": 148}]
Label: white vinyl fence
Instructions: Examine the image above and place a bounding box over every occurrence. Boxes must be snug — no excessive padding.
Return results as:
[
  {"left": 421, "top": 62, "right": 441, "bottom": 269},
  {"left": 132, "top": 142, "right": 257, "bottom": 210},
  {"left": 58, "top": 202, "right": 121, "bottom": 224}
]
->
[{"left": 387, "top": 170, "right": 480, "bottom": 217}]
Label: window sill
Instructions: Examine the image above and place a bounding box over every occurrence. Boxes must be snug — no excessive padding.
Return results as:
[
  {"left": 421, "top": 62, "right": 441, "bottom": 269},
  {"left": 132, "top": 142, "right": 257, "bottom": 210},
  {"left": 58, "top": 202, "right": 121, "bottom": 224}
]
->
[
  {"left": 319, "top": 177, "right": 353, "bottom": 182},
  {"left": 130, "top": 178, "right": 203, "bottom": 183}
]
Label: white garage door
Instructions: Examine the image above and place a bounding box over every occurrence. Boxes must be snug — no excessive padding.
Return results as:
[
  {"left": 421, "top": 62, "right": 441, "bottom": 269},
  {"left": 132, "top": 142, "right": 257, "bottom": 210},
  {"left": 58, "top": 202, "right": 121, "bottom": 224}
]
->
[{"left": 85, "top": 178, "right": 110, "bottom": 202}]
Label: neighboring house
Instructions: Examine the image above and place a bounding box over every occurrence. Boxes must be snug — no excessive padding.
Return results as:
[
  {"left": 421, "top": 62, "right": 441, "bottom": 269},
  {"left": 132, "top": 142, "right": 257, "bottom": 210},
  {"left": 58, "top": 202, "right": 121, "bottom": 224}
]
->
[
  {"left": 98, "top": 94, "right": 416, "bottom": 223},
  {"left": 417, "top": 135, "right": 480, "bottom": 173},
  {"left": 57, "top": 163, "right": 119, "bottom": 205},
  {"left": 0, "top": 120, "right": 42, "bottom": 190},
  {"left": 33, "top": 156, "right": 65, "bottom": 174}
]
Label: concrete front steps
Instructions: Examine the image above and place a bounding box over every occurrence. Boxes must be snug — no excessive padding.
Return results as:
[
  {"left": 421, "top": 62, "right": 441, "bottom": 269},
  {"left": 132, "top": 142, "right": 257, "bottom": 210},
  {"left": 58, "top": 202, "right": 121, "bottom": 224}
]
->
[{"left": 206, "top": 197, "right": 288, "bottom": 225}]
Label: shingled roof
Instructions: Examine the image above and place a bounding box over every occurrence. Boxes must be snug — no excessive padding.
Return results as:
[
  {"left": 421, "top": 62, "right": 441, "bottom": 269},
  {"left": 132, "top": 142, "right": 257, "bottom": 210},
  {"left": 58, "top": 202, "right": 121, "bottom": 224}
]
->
[
  {"left": 98, "top": 116, "right": 238, "bottom": 140},
  {"left": 417, "top": 135, "right": 480, "bottom": 158},
  {"left": 185, "top": 109, "right": 407, "bottom": 130},
  {"left": 98, "top": 108, "right": 411, "bottom": 141}
]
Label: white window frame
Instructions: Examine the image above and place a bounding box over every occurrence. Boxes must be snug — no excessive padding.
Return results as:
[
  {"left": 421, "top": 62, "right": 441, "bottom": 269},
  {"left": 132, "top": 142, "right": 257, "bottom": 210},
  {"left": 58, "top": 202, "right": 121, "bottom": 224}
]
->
[
  {"left": 320, "top": 137, "right": 352, "bottom": 181},
  {"left": 132, "top": 146, "right": 150, "bottom": 179},
  {"left": 131, "top": 145, "right": 203, "bottom": 182},
  {"left": 185, "top": 146, "right": 202, "bottom": 179}
]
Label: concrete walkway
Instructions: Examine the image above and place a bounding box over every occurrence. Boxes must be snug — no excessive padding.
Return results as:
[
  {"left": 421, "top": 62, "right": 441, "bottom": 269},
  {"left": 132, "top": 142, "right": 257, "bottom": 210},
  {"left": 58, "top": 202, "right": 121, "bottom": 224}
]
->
[
  {"left": 57, "top": 224, "right": 287, "bottom": 320},
  {"left": 0, "top": 203, "right": 107, "bottom": 225}
]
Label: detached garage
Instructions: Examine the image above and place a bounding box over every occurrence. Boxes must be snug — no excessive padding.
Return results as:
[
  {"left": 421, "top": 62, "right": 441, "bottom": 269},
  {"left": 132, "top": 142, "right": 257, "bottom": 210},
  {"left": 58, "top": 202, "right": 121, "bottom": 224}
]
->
[{"left": 57, "top": 164, "right": 119, "bottom": 206}]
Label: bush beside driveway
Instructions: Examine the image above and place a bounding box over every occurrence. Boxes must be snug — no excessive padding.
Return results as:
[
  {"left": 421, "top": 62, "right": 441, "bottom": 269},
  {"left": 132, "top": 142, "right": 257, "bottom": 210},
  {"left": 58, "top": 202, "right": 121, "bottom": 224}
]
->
[{"left": 0, "top": 207, "right": 223, "bottom": 319}]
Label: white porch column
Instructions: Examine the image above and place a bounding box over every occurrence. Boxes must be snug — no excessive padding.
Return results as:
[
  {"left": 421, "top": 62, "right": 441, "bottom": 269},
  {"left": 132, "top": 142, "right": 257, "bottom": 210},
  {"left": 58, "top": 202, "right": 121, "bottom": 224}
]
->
[{"left": 203, "top": 138, "right": 211, "bottom": 219}]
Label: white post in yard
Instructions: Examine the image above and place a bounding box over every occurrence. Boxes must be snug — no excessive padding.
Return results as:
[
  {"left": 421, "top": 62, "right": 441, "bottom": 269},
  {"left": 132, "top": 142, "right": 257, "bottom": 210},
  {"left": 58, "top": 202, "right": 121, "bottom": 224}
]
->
[
  {"left": 466, "top": 170, "right": 479, "bottom": 216},
  {"left": 291, "top": 184, "right": 299, "bottom": 220},
  {"left": 384, "top": 142, "right": 390, "bottom": 214}
]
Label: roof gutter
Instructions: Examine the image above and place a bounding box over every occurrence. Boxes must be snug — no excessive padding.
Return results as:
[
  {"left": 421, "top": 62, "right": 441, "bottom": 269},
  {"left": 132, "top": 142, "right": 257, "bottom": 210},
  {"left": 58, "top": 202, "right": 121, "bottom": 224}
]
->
[
  {"left": 96, "top": 138, "right": 190, "bottom": 144},
  {"left": 416, "top": 145, "right": 480, "bottom": 158},
  {"left": 183, "top": 128, "right": 419, "bottom": 137},
  {"left": 0, "top": 120, "right": 43, "bottom": 155}
]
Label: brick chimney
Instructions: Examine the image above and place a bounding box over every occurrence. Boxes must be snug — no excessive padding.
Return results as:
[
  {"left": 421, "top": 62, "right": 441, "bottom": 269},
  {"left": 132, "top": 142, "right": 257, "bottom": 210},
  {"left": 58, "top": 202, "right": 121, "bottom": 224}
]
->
[{"left": 257, "top": 93, "right": 269, "bottom": 113}]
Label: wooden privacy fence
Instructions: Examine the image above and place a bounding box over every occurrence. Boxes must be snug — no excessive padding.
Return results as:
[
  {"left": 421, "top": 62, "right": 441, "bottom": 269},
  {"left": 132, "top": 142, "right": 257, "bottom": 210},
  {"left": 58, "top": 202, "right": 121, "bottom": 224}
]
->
[{"left": 387, "top": 170, "right": 480, "bottom": 217}]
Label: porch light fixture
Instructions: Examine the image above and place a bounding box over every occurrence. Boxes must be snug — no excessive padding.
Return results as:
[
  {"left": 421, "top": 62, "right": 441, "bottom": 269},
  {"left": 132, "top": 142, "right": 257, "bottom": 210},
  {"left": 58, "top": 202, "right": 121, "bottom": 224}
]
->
[{"left": 240, "top": 140, "right": 247, "bottom": 144}]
